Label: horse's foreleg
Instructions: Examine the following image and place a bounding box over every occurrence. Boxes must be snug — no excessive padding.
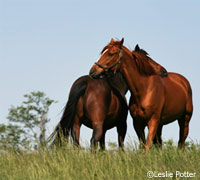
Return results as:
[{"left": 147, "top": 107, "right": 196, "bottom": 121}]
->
[
  {"left": 146, "top": 116, "right": 159, "bottom": 150},
  {"left": 117, "top": 122, "right": 127, "bottom": 149},
  {"left": 99, "top": 131, "right": 106, "bottom": 150},
  {"left": 133, "top": 120, "right": 146, "bottom": 148},
  {"left": 153, "top": 125, "right": 163, "bottom": 148},
  {"left": 178, "top": 114, "right": 191, "bottom": 150}
]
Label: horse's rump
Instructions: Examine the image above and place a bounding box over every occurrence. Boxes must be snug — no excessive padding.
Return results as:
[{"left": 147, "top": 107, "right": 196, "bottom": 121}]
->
[{"left": 160, "top": 72, "right": 193, "bottom": 124}]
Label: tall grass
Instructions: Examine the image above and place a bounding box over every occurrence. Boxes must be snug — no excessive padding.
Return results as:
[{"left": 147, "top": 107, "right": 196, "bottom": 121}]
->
[{"left": 0, "top": 142, "right": 199, "bottom": 180}]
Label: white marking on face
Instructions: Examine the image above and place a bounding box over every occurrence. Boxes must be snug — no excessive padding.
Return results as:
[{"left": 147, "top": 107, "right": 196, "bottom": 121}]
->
[{"left": 96, "top": 49, "right": 108, "bottom": 62}]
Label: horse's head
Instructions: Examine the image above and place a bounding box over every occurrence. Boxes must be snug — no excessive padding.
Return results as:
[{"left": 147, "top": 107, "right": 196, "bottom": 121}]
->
[{"left": 89, "top": 38, "right": 125, "bottom": 78}]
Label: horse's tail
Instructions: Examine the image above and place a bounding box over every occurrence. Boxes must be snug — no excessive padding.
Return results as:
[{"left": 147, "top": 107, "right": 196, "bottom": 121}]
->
[{"left": 48, "top": 79, "right": 88, "bottom": 145}]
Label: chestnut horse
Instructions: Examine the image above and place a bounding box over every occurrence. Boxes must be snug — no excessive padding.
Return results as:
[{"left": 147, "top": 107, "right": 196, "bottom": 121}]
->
[
  {"left": 90, "top": 38, "right": 193, "bottom": 150},
  {"left": 48, "top": 72, "right": 128, "bottom": 149}
]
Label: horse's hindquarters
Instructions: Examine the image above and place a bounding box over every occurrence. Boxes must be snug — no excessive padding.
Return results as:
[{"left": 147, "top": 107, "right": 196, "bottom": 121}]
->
[{"left": 160, "top": 73, "right": 193, "bottom": 124}]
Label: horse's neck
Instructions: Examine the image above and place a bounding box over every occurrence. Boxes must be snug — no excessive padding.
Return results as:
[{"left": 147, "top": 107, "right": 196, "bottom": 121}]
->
[
  {"left": 148, "top": 58, "right": 160, "bottom": 70},
  {"left": 147, "top": 57, "right": 166, "bottom": 74},
  {"left": 114, "top": 73, "right": 128, "bottom": 95},
  {"left": 121, "top": 56, "right": 147, "bottom": 100},
  {"left": 120, "top": 80, "right": 128, "bottom": 95},
  {"left": 107, "top": 73, "right": 128, "bottom": 95}
]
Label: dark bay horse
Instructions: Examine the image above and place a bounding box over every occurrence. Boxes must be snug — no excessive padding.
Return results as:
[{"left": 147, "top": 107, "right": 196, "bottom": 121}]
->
[
  {"left": 49, "top": 72, "right": 128, "bottom": 149},
  {"left": 90, "top": 38, "right": 193, "bottom": 150}
]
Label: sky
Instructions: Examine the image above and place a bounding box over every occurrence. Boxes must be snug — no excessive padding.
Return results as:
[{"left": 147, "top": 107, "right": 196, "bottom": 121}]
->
[{"left": 1, "top": 0, "right": 200, "bottom": 147}]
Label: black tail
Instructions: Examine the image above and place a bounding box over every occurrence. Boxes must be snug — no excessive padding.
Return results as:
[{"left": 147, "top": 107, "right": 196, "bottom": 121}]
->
[{"left": 48, "top": 79, "right": 88, "bottom": 145}]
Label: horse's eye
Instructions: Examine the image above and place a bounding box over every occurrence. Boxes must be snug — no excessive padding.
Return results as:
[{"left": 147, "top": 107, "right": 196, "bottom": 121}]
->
[{"left": 108, "top": 53, "right": 114, "bottom": 57}]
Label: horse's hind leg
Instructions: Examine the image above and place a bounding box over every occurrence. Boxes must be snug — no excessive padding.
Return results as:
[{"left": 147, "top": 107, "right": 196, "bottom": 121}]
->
[
  {"left": 71, "top": 115, "right": 81, "bottom": 147},
  {"left": 178, "top": 113, "right": 192, "bottom": 150},
  {"left": 178, "top": 92, "right": 193, "bottom": 150},
  {"left": 90, "top": 123, "right": 103, "bottom": 149},
  {"left": 99, "top": 131, "right": 106, "bottom": 150},
  {"left": 153, "top": 125, "right": 163, "bottom": 147}
]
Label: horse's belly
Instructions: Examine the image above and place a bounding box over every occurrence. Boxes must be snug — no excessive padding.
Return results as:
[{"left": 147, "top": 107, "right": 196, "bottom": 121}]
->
[
  {"left": 161, "top": 105, "right": 185, "bottom": 125},
  {"left": 160, "top": 116, "right": 179, "bottom": 125}
]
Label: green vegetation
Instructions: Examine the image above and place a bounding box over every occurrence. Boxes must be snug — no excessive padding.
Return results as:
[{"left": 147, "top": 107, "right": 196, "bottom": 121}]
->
[
  {"left": 0, "top": 91, "right": 56, "bottom": 150},
  {"left": 1, "top": 91, "right": 199, "bottom": 180},
  {"left": 0, "top": 142, "right": 199, "bottom": 180}
]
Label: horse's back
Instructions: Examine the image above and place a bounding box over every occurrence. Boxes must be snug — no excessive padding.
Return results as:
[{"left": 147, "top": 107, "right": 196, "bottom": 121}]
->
[
  {"left": 163, "top": 72, "right": 192, "bottom": 100},
  {"left": 167, "top": 73, "right": 191, "bottom": 90},
  {"left": 70, "top": 75, "right": 91, "bottom": 92}
]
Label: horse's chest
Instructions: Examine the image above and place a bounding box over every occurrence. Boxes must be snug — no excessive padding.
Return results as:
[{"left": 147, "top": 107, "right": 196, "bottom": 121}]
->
[{"left": 129, "top": 104, "right": 147, "bottom": 119}]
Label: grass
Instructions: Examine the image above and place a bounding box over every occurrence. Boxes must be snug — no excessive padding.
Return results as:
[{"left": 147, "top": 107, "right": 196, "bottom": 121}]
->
[{"left": 0, "top": 142, "right": 200, "bottom": 180}]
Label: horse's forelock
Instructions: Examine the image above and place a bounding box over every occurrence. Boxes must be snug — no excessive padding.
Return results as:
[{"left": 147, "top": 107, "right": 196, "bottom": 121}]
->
[{"left": 101, "top": 40, "right": 125, "bottom": 54}]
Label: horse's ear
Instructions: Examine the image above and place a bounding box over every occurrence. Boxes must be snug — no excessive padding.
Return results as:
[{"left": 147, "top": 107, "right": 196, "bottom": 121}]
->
[
  {"left": 119, "top": 38, "right": 124, "bottom": 48},
  {"left": 135, "top": 44, "right": 140, "bottom": 51},
  {"left": 110, "top": 38, "right": 115, "bottom": 43}
]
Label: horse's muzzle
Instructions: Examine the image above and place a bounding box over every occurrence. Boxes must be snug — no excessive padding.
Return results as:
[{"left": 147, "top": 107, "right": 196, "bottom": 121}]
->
[{"left": 89, "top": 68, "right": 102, "bottom": 78}]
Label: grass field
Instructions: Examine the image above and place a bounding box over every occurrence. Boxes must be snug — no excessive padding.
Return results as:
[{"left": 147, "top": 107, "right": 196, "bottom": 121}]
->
[{"left": 0, "top": 141, "right": 200, "bottom": 180}]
